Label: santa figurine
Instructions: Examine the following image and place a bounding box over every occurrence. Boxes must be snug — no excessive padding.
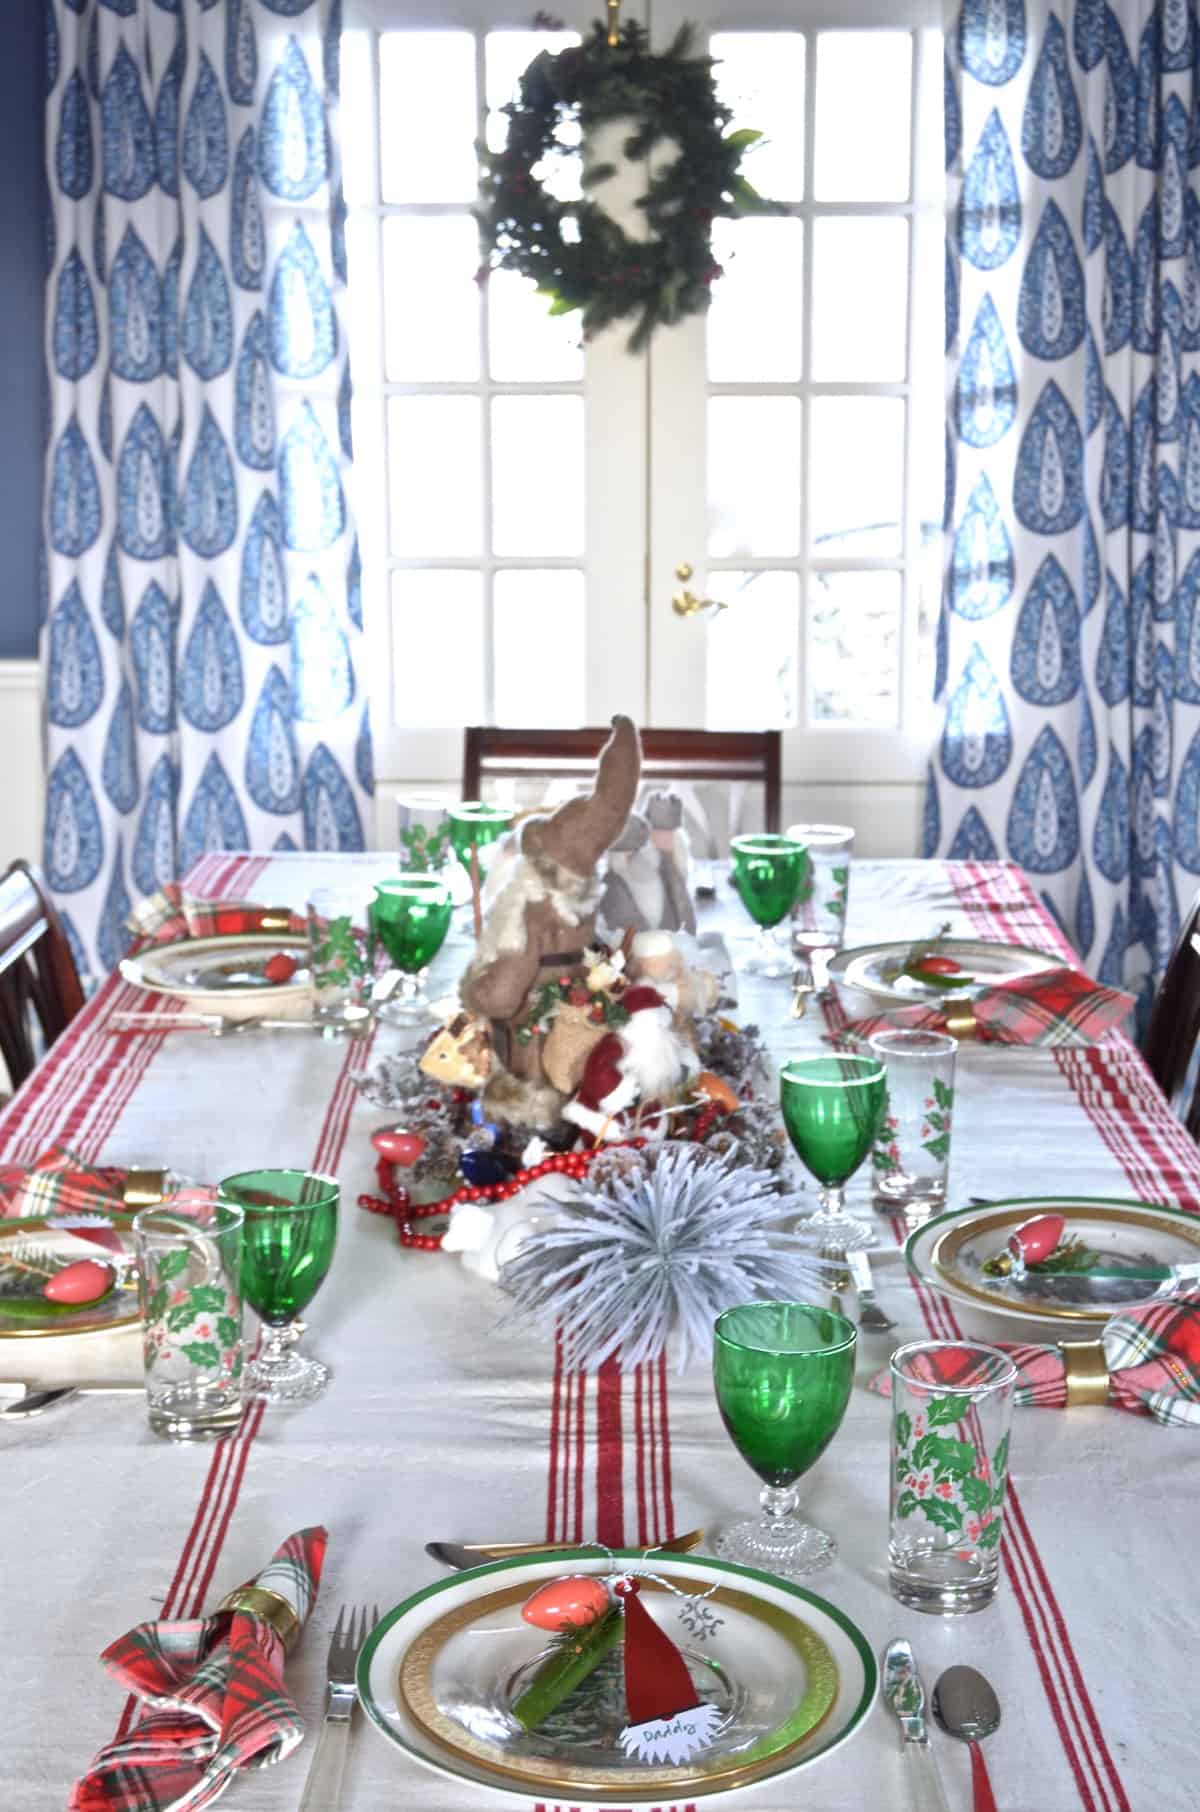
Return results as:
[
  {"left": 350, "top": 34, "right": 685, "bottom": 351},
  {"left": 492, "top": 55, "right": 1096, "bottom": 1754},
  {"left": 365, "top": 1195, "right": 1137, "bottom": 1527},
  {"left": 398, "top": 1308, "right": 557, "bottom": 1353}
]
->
[{"left": 562, "top": 984, "right": 698, "bottom": 1144}]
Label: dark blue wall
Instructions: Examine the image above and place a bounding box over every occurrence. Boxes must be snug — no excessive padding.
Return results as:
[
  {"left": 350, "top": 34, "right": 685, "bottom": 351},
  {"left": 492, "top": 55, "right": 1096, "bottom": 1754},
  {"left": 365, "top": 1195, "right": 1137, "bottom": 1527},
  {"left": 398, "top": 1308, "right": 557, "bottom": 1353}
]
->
[{"left": 0, "top": 1, "right": 45, "bottom": 659}]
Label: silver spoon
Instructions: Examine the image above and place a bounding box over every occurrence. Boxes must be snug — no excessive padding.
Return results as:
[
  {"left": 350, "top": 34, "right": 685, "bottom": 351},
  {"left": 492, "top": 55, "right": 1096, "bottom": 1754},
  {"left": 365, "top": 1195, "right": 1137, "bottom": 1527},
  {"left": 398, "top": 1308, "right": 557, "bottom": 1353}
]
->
[{"left": 932, "top": 1664, "right": 1001, "bottom": 1812}]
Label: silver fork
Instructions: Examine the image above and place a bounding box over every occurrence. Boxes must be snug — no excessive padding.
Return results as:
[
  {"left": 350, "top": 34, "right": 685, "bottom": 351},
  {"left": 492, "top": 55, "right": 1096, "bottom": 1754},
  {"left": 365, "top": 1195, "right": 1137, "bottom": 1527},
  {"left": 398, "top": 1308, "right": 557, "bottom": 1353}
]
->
[
  {"left": 847, "top": 1249, "right": 896, "bottom": 1332},
  {"left": 299, "top": 1603, "right": 377, "bottom": 1812}
]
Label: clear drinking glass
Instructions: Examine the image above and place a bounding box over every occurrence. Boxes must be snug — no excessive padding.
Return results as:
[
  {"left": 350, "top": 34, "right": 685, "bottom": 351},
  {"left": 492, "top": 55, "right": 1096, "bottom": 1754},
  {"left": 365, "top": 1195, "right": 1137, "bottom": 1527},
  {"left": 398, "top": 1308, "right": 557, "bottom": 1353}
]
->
[
  {"left": 396, "top": 796, "right": 455, "bottom": 873},
  {"left": 307, "top": 886, "right": 374, "bottom": 1028},
  {"left": 869, "top": 1030, "right": 957, "bottom": 1215},
  {"left": 889, "top": 1340, "right": 1017, "bottom": 1614},
  {"left": 714, "top": 1302, "right": 856, "bottom": 1577},
  {"left": 133, "top": 1198, "right": 245, "bottom": 1442},
  {"left": 219, "top": 1168, "right": 339, "bottom": 1404},
  {"left": 787, "top": 822, "right": 854, "bottom": 953}
]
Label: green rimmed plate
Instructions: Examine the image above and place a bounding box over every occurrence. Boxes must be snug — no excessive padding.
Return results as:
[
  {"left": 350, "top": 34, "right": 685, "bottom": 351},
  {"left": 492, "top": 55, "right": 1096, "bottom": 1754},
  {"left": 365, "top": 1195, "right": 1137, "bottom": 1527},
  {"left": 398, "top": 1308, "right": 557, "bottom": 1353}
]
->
[{"left": 358, "top": 1550, "right": 876, "bottom": 1806}]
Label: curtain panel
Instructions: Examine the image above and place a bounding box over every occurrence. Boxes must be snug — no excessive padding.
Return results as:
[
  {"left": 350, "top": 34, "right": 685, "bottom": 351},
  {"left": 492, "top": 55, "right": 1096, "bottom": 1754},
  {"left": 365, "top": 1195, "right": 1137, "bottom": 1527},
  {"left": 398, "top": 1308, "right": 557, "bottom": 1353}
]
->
[
  {"left": 43, "top": 0, "right": 371, "bottom": 984},
  {"left": 930, "top": 0, "right": 1200, "bottom": 1025}
]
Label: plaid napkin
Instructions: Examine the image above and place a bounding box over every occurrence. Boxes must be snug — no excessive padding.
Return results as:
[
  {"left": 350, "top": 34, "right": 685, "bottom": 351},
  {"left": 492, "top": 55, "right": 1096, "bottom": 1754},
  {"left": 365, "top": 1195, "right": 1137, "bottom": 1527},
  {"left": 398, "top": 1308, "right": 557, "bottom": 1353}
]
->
[
  {"left": 0, "top": 1144, "right": 129, "bottom": 1222},
  {"left": 69, "top": 1527, "right": 327, "bottom": 1812},
  {"left": 126, "top": 884, "right": 305, "bottom": 950},
  {"left": 869, "top": 1300, "right": 1200, "bottom": 1427},
  {"left": 840, "top": 964, "right": 1135, "bottom": 1048}
]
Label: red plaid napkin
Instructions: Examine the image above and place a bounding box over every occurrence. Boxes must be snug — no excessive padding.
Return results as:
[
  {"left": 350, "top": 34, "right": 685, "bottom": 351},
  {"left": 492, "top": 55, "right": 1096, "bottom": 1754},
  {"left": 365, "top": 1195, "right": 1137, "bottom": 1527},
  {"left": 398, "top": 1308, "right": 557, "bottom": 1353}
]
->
[
  {"left": 870, "top": 1300, "right": 1200, "bottom": 1427},
  {"left": 0, "top": 1144, "right": 129, "bottom": 1222},
  {"left": 69, "top": 1527, "right": 327, "bottom": 1812},
  {"left": 126, "top": 883, "right": 304, "bottom": 950},
  {"left": 841, "top": 965, "right": 1135, "bottom": 1048}
]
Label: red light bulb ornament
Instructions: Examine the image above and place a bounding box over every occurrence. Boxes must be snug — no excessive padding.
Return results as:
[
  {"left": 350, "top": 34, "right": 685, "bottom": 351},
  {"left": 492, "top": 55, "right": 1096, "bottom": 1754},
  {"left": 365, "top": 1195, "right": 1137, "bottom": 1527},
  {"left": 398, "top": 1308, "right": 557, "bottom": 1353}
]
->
[{"left": 612, "top": 1576, "right": 722, "bottom": 1764}]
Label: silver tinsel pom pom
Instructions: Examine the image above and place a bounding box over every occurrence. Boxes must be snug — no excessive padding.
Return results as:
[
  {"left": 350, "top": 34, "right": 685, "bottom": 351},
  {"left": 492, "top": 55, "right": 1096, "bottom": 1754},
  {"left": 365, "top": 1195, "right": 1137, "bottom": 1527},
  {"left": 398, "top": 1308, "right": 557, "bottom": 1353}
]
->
[{"left": 500, "top": 1144, "right": 826, "bottom": 1373}]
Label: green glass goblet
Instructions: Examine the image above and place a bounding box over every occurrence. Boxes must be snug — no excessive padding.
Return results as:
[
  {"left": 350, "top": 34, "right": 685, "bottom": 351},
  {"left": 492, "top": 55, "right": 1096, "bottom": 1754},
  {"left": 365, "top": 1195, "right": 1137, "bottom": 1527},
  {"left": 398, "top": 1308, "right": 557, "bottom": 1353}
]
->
[
  {"left": 370, "top": 875, "right": 454, "bottom": 1024},
  {"left": 713, "top": 1302, "right": 856, "bottom": 1576},
  {"left": 218, "top": 1169, "right": 339, "bottom": 1404},
  {"left": 448, "top": 802, "right": 514, "bottom": 937},
  {"left": 730, "top": 834, "right": 808, "bottom": 978},
  {"left": 781, "top": 1055, "right": 886, "bottom": 1254}
]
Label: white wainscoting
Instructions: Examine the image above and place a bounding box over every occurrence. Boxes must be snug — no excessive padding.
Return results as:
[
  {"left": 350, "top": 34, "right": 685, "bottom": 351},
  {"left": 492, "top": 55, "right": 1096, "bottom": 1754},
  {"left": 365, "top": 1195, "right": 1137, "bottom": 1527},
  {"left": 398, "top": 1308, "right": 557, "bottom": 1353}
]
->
[{"left": 0, "top": 660, "right": 42, "bottom": 872}]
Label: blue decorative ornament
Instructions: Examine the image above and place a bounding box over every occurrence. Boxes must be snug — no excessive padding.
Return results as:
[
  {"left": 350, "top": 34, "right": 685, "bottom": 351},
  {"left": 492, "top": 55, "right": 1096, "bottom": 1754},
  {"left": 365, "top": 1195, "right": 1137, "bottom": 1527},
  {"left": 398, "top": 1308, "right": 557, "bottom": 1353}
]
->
[
  {"left": 180, "top": 753, "right": 250, "bottom": 873},
  {"left": 56, "top": 70, "right": 93, "bottom": 200},
  {"left": 132, "top": 754, "right": 180, "bottom": 895},
  {"left": 235, "top": 311, "right": 275, "bottom": 470},
  {"left": 244, "top": 664, "right": 301, "bottom": 813},
  {"left": 1093, "top": 744, "right": 1131, "bottom": 881},
  {"left": 1097, "top": 568, "right": 1131, "bottom": 704},
  {"left": 50, "top": 416, "right": 102, "bottom": 557},
  {"left": 947, "top": 805, "right": 998, "bottom": 861},
  {"left": 44, "top": 748, "right": 105, "bottom": 893},
  {"left": 240, "top": 491, "right": 289, "bottom": 642},
  {"left": 291, "top": 571, "right": 354, "bottom": 720},
  {"left": 231, "top": 127, "right": 265, "bottom": 290},
  {"left": 53, "top": 249, "right": 99, "bottom": 379},
  {"left": 109, "top": 226, "right": 163, "bottom": 382},
  {"left": 1018, "top": 202, "right": 1085, "bottom": 366},
  {"left": 101, "top": 45, "right": 155, "bottom": 201},
  {"left": 182, "top": 228, "right": 233, "bottom": 379},
  {"left": 958, "top": 109, "right": 1022, "bottom": 270},
  {"left": 1010, "top": 554, "right": 1080, "bottom": 706},
  {"left": 101, "top": 677, "right": 139, "bottom": 814},
  {"left": 179, "top": 582, "right": 244, "bottom": 732},
  {"left": 260, "top": 36, "right": 327, "bottom": 200},
  {"left": 279, "top": 402, "right": 345, "bottom": 550},
  {"left": 181, "top": 405, "right": 238, "bottom": 556},
  {"left": 950, "top": 473, "right": 1014, "bottom": 618},
  {"left": 48, "top": 580, "right": 104, "bottom": 727},
  {"left": 940, "top": 644, "right": 1013, "bottom": 788},
  {"left": 116, "top": 403, "right": 171, "bottom": 560},
  {"left": 955, "top": 294, "right": 1016, "bottom": 446},
  {"left": 226, "top": 0, "right": 258, "bottom": 107},
  {"left": 302, "top": 743, "right": 364, "bottom": 850},
  {"left": 959, "top": 0, "right": 1026, "bottom": 86},
  {"left": 182, "top": 52, "right": 228, "bottom": 198},
  {"left": 460, "top": 1150, "right": 510, "bottom": 1188},
  {"left": 97, "top": 842, "right": 134, "bottom": 975},
  {"left": 1013, "top": 380, "right": 1084, "bottom": 535},
  {"left": 269, "top": 220, "right": 337, "bottom": 378},
  {"left": 1006, "top": 726, "right": 1080, "bottom": 873},
  {"left": 1021, "top": 15, "right": 1080, "bottom": 181},
  {"left": 130, "top": 580, "right": 177, "bottom": 733}
]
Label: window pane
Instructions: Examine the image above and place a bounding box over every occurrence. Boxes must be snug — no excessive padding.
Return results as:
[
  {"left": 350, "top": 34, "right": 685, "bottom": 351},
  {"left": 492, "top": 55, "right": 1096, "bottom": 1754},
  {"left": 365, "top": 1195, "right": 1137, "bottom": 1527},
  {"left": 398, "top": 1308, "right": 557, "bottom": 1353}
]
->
[
  {"left": 380, "top": 32, "right": 477, "bottom": 203},
  {"left": 708, "top": 397, "right": 802, "bottom": 557},
  {"left": 388, "top": 396, "right": 482, "bottom": 557},
  {"left": 708, "top": 219, "right": 803, "bottom": 382},
  {"left": 486, "top": 29, "right": 582, "bottom": 200},
  {"left": 390, "top": 570, "right": 484, "bottom": 727},
  {"left": 493, "top": 570, "right": 585, "bottom": 725},
  {"left": 711, "top": 32, "right": 805, "bottom": 202},
  {"left": 814, "top": 32, "right": 913, "bottom": 202},
  {"left": 706, "top": 571, "right": 799, "bottom": 729},
  {"left": 809, "top": 570, "right": 901, "bottom": 726},
  {"left": 488, "top": 270, "right": 583, "bottom": 381},
  {"left": 810, "top": 397, "right": 905, "bottom": 557},
  {"left": 383, "top": 217, "right": 479, "bottom": 382},
  {"left": 492, "top": 397, "right": 584, "bottom": 555},
  {"left": 811, "top": 217, "right": 909, "bottom": 381}
]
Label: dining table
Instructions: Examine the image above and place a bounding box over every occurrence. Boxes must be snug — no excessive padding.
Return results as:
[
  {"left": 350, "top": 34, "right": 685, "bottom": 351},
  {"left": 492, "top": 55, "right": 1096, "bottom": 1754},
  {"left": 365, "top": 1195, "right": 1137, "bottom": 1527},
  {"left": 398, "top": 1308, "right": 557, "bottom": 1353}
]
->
[{"left": 2, "top": 847, "right": 1195, "bottom": 1812}]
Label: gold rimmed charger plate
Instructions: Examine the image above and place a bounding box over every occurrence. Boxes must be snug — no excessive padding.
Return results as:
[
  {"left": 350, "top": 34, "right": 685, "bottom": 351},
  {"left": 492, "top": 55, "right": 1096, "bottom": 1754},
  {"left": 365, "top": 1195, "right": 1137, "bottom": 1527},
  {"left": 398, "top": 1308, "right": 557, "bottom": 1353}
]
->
[
  {"left": 0, "top": 1218, "right": 140, "bottom": 1339},
  {"left": 908, "top": 1197, "right": 1200, "bottom": 1326},
  {"left": 397, "top": 1577, "right": 838, "bottom": 1796},
  {"left": 828, "top": 936, "right": 1056, "bottom": 1009},
  {"left": 119, "top": 932, "right": 313, "bottom": 1023}
]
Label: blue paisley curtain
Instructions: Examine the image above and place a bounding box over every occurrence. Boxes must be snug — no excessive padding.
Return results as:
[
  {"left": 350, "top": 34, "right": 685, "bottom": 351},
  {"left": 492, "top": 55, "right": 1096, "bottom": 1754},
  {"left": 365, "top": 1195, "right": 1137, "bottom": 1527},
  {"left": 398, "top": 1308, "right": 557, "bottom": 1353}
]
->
[
  {"left": 929, "top": 0, "right": 1200, "bottom": 1026},
  {"left": 43, "top": 0, "right": 371, "bottom": 984}
]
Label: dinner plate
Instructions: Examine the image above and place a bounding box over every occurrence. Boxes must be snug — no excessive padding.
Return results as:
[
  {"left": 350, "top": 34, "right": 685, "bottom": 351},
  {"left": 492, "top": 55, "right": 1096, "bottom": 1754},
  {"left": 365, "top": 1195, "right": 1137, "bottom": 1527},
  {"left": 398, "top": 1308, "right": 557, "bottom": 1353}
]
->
[
  {"left": 120, "top": 932, "right": 313, "bottom": 1022},
  {"left": 906, "top": 1196, "right": 1200, "bottom": 1326},
  {"left": 828, "top": 937, "right": 1056, "bottom": 1008},
  {"left": 0, "top": 1218, "right": 139, "bottom": 1339},
  {"left": 358, "top": 1551, "right": 876, "bottom": 1806}
]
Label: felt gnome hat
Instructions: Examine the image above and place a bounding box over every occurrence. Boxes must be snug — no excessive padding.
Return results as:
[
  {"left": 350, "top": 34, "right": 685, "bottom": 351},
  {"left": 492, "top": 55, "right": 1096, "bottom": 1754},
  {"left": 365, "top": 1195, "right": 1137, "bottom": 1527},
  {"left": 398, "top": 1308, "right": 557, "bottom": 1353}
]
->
[{"left": 521, "top": 716, "right": 642, "bottom": 878}]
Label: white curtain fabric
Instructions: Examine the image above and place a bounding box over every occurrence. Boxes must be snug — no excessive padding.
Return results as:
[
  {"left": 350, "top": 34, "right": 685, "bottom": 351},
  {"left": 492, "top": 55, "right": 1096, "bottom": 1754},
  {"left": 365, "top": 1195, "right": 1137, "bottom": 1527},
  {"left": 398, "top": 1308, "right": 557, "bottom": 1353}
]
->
[
  {"left": 43, "top": 0, "right": 371, "bottom": 984},
  {"left": 929, "top": 0, "right": 1200, "bottom": 1026}
]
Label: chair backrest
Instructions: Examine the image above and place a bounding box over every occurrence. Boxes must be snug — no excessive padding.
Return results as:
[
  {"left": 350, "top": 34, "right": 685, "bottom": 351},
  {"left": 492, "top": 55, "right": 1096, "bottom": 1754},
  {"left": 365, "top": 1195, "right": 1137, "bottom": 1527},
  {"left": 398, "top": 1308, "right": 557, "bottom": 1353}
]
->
[
  {"left": 461, "top": 727, "right": 782, "bottom": 835},
  {"left": 0, "top": 861, "right": 86, "bottom": 1091},
  {"left": 1142, "top": 888, "right": 1200, "bottom": 1137}
]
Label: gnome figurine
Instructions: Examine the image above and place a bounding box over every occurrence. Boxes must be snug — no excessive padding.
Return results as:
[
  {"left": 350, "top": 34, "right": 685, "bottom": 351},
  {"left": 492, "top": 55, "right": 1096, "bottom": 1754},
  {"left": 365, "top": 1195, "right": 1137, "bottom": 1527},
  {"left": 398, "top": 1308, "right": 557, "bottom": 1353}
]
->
[
  {"left": 460, "top": 716, "right": 642, "bottom": 1128},
  {"left": 597, "top": 792, "right": 696, "bottom": 938}
]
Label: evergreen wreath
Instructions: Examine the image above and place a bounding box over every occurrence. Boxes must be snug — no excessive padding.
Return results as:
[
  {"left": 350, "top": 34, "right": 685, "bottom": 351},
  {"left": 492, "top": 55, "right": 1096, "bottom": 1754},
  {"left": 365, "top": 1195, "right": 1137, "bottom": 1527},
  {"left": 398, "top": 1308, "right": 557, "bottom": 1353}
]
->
[{"left": 477, "top": 15, "right": 781, "bottom": 352}]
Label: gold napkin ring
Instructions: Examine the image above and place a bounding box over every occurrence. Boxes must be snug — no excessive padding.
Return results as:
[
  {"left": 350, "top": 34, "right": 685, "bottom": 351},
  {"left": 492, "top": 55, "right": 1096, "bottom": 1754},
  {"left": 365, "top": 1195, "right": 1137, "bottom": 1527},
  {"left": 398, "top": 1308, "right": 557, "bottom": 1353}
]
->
[
  {"left": 1059, "top": 1338, "right": 1110, "bottom": 1407},
  {"left": 215, "top": 1585, "right": 302, "bottom": 1652},
  {"left": 123, "top": 1169, "right": 169, "bottom": 1208},
  {"left": 944, "top": 1009, "right": 978, "bottom": 1040},
  {"left": 257, "top": 908, "right": 295, "bottom": 933}
]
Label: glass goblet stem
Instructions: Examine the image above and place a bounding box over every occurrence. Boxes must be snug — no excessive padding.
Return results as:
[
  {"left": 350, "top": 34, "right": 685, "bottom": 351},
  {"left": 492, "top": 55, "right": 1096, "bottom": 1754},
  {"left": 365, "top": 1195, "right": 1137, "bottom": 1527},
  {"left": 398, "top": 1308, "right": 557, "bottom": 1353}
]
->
[{"left": 761, "top": 1483, "right": 799, "bottom": 1524}]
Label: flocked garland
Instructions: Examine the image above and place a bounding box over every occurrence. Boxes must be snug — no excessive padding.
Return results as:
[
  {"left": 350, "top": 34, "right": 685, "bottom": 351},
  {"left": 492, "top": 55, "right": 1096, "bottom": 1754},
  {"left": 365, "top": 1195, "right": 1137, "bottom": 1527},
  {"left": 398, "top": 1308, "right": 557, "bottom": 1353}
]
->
[{"left": 477, "top": 16, "right": 781, "bottom": 351}]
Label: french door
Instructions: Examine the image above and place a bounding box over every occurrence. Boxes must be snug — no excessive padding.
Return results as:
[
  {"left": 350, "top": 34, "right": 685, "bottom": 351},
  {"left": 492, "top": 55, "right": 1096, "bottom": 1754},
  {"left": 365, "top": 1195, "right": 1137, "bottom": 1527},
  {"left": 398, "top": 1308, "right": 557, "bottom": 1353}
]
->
[{"left": 343, "top": 0, "right": 943, "bottom": 818}]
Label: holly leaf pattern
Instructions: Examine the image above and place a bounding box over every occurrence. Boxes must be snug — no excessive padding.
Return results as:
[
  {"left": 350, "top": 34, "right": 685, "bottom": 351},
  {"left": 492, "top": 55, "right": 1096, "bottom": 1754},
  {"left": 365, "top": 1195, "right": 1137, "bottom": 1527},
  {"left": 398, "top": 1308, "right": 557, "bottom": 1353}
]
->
[
  {"left": 156, "top": 1250, "right": 189, "bottom": 1282},
  {"left": 976, "top": 1518, "right": 1003, "bottom": 1549},
  {"left": 895, "top": 1489, "right": 921, "bottom": 1519},
  {"left": 926, "top": 1393, "right": 972, "bottom": 1429},
  {"left": 913, "top": 1431, "right": 977, "bottom": 1478},
  {"left": 166, "top": 1301, "right": 197, "bottom": 1333},
  {"left": 188, "top": 1284, "right": 228, "bottom": 1314},
  {"left": 915, "top": 1495, "right": 964, "bottom": 1533},
  {"left": 961, "top": 1474, "right": 992, "bottom": 1514},
  {"left": 895, "top": 1410, "right": 912, "bottom": 1447},
  {"left": 933, "top": 1078, "right": 954, "bottom": 1110},
  {"left": 217, "top": 1314, "right": 239, "bottom": 1348},
  {"left": 181, "top": 1340, "right": 221, "bottom": 1369},
  {"left": 992, "top": 1432, "right": 1009, "bottom": 1479}
]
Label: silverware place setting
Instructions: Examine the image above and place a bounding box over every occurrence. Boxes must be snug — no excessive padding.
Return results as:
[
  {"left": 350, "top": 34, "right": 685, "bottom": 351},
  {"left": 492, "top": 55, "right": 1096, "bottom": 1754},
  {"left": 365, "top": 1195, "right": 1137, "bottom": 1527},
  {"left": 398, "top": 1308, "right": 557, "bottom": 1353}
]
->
[{"left": 884, "top": 1639, "right": 1003, "bottom": 1812}]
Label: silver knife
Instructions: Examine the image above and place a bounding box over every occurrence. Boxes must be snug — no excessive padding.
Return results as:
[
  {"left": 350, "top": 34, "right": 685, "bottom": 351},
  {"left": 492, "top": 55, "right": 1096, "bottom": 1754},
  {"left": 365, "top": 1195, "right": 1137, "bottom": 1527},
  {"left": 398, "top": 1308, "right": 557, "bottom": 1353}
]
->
[
  {"left": 882, "top": 1639, "right": 952, "bottom": 1812},
  {"left": 0, "top": 1381, "right": 144, "bottom": 1418}
]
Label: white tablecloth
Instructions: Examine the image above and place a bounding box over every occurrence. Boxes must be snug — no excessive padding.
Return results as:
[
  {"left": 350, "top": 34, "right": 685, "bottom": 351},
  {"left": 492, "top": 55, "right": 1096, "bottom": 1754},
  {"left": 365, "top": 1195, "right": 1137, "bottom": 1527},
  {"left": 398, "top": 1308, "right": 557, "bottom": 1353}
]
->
[{"left": 2, "top": 852, "right": 1194, "bottom": 1812}]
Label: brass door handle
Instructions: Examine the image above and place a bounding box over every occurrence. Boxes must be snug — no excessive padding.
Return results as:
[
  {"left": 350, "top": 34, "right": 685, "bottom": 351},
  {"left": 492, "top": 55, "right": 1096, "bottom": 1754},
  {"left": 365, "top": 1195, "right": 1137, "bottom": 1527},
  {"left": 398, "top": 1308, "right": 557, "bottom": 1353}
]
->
[{"left": 671, "top": 562, "right": 726, "bottom": 618}]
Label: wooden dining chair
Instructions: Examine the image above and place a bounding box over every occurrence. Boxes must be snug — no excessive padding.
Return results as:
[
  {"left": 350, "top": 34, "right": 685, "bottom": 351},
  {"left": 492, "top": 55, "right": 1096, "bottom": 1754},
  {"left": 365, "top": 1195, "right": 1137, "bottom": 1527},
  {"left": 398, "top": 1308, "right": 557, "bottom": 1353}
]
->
[
  {"left": 0, "top": 860, "right": 86, "bottom": 1091},
  {"left": 461, "top": 727, "right": 783, "bottom": 833},
  {"left": 1142, "top": 888, "right": 1200, "bottom": 1138}
]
